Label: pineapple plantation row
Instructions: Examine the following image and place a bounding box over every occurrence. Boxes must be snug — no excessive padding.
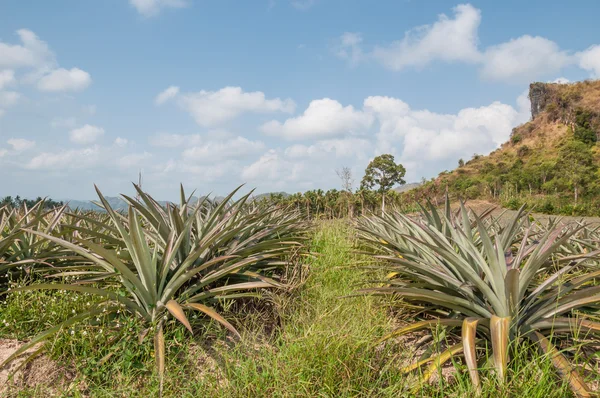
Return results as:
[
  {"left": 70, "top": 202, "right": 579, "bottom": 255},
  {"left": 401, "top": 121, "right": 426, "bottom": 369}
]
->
[{"left": 1, "top": 185, "right": 599, "bottom": 396}]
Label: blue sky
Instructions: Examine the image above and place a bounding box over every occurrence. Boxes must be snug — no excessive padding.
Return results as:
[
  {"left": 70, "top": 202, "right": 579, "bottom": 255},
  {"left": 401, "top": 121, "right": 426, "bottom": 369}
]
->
[{"left": 1, "top": 0, "right": 599, "bottom": 200}]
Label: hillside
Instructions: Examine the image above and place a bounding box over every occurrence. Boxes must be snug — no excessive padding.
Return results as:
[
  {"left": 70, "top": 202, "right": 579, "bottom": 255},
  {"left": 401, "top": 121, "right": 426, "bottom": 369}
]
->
[{"left": 408, "top": 80, "right": 600, "bottom": 216}]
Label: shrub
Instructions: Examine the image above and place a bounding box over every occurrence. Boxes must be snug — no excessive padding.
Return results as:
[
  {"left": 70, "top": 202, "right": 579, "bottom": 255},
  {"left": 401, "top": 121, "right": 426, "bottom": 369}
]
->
[
  {"left": 503, "top": 197, "right": 523, "bottom": 210},
  {"left": 517, "top": 145, "right": 530, "bottom": 157},
  {"left": 0, "top": 184, "right": 306, "bottom": 392},
  {"left": 357, "top": 199, "right": 600, "bottom": 395}
]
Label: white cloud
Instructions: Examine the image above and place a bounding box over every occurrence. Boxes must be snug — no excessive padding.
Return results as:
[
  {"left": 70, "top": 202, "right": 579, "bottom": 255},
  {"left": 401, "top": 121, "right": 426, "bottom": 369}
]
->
[
  {"left": 0, "top": 91, "right": 20, "bottom": 107},
  {"left": 372, "top": 4, "right": 482, "bottom": 70},
  {"left": 26, "top": 146, "right": 100, "bottom": 170},
  {"left": 149, "top": 133, "right": 202, "bottom": 148},
  {"left": 552, "top": 77, "right": 570, "bottom": 84},
  {"left": 338, "top": 4, "right": 600, "bottom": 83},
  {"left": 0, "top": 29, "right": 55, "bottom": 69},
  {"left": 114, "top": 137, "right": 129, "bottom": 147},
  {"left": 182, "top": 137, "right": 265, "bottom": 163},
  {"left": 242, "top": 150, "right": 302, "bottom": 182},
  {"left": 70, "top": 124, "right": 105, "bottom": 144},
  {"left": 578, "top": 45, "right": 600, "bottom": 77},
  {"left": 7, "top": 138, "right": 35, "bottom": 151},
  {"left": 155, "top": 85, "right": 180, "bottom": 105},
  {"left": 261, "top": 98, "right": 373, "bottom": 140},
  {"left": 284, "top": 138, "right": 371, "bottom": 159},
  {"left": 481, "top": 36, "right": 572, "bottom": 82},
  {"left": 118, "top": 152, "right": 152, "bottom": 169},
  {"left": 129, "top": 0, "right": 188, "bottom": 17},
  {"left": 0, "top": 70, "right": 15, "bottom": 90},
  {"left": 51, "top": 117, "right": 77, "bottom": 129},
  {"left": 178, "top": 86, "right": 296, "bottom": 127},
  {"left": 37, "top": 67, "right": 92, "bottom": 92},
  {"left": 334, "top": 33, "right": 364, "bottom": 65},
  {"left": 366, "top": 94, "right": 529, "bottom": 180}
]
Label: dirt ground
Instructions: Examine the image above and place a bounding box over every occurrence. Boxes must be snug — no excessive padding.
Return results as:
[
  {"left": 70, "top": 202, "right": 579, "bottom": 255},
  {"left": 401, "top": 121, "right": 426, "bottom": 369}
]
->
[{"left": 0, "top": 339, "right": 74, "bottom": 396}]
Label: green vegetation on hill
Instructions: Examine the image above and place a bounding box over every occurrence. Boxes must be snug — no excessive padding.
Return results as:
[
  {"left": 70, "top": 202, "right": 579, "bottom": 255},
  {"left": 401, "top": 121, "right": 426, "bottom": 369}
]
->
[{"left": 408, "top": 80, "right": 600, "bottom": 216}]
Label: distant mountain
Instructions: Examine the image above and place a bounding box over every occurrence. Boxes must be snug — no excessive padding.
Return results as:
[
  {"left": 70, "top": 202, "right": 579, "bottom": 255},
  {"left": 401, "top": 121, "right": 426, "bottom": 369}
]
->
[
  {"left": 251, "top": 192, "right": 290, "bottom": 201},
  {"left": 407, "top": 80, "right": 600, "bottom": 215},
  {"left": 63, "top": 194, "right": 233, "bottom": 211},
  {"left": 393, "top": 182, "right": 422, "bottom": 193}
]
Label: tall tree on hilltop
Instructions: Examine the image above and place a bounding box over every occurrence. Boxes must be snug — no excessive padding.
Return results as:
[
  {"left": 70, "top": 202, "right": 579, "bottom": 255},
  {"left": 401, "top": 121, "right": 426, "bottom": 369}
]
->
[{"left": 361, "top": 154, "right": 406, "bottom": 214}]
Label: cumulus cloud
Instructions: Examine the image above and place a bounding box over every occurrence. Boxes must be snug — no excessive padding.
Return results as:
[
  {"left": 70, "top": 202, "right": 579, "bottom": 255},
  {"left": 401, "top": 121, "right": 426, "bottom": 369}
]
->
[
  {"left": 0, "top": 91, "right": 20, "bottom": 117},
  {"left": 242, "top": 149, "right": 303, "bottom": 182},
  {"left": 481, "top": 36, "right": 572, "bottom": 82},
  {"left": 51, "top": 117, "right": 77, "bottom": 129},
  {"left": 149, "top": 133, "right": 202, "bottom": 148},
  {"left": 261, "top": 98, "right": 373, "bottom": 140},
  {"left": 182, "top": 136, "right": 265, "bottom": 163},
  {"left": 155, "top": 86, "right": 180, "bottom": 105},
  {"left": 70, "top": 124, "right": 105, "bottom": 144},
  {"left": 334, "top": 33, "right": 364, "bottom": 65},
  {"left": 114, "top": 137, "right": 129, "bottom": 147},
  {"left": 284, "top": 138, "right": 372, "bottom": 160},
  {"left": 129, "top": 0, "right": 188, "bottom": 17},
  {"left": 118, "top": 152, "right": 152, "bottom": 169},
  {"left": 26, "top": 146, "right": 100, "bottom": 170},
  {"left": 336, "top": 4, "right": 600, "bottom": 82},
  {"left": 7, "top": 138, "right": 35, "bottom": 151},
  {"left": 367, "top": 95, "right": 530, "bottom": 180},
  {"left": 37, "top": 67, "right": 92, "bottom": 92},
  {"left": 0, "top": 29, "right": 92, "bottom": 98},
  {"left": 371, "top": 4, "right": 482, "bottom": 70},
  {"left": 0, "top": 70, "right": 15, "bottom": 90},
  {"left": 0, "top": 91, "right": 20, "bottom": 107},
  {"left": 177, "top": 86, "right": 296, "bottom": 127},
  {"left": 578, "top": 45, "right": 600, "bottom": 77},
  {"left": 0, "top": 29, "right": 55, "bottom": 69}
]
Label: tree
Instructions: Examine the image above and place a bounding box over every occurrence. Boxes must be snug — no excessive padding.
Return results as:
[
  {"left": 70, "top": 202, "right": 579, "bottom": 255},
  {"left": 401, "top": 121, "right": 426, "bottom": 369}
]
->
[
  {"left": 335, "top": 166, "right": 353, "bottom": 192},
  {"left": 557, "top": 140, "right": 597, "bottom": 204},
  {"left": 360, "top": 154, "right": 406, "bottom": 213},
  {"left": 458, "top": 158, "right": 465, "bottom": 168},
  {"left": 336, "top": 166, "right": 354, "bottom": 217}
]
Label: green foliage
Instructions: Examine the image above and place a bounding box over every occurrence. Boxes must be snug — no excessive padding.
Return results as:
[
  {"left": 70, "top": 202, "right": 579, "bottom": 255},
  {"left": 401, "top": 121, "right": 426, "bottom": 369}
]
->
[
  {"left": 511, "top": 133, "right": 522, "bottom": 144},
  {"left": 357, "top": 199, "right": 600, "bottom": 395},
  {"left": 360, "top": 154, "right": 406, "bottom": 194},
  {"left": 517, "top": 145, "right": 530, "bottom": 157},
  {"left": 0, "top": 185, "right": 306, "bottom": 393},
  {"left": 0, "top": 196, "right": 64, "bottom": 209}
]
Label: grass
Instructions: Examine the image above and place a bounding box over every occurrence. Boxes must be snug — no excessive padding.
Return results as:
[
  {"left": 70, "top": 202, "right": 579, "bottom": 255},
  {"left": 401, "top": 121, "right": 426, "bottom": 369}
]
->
[{"left": 0, "top": 221, "right": 589, "bottom": 397}]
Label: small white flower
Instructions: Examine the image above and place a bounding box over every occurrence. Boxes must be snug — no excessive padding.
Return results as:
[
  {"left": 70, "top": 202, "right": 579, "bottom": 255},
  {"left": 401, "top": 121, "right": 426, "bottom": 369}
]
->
[{"left": 70, "top": 330, "right": 75, "bottom": 335}]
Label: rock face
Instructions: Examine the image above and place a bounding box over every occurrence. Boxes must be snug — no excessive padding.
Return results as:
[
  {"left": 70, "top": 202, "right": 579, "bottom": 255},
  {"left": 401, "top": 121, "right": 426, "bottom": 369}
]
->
[{"left": 529, "top": 82, "right": 552, "bottom": 119}]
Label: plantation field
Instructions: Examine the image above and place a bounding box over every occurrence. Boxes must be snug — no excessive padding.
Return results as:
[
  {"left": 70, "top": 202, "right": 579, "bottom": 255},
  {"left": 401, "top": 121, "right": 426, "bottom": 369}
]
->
[
  {"left": 1, "top": 192, "right": 600, "bottom": 397},
  {"left": 0, "top": 220, "right": 597, "bottom": 396}
]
